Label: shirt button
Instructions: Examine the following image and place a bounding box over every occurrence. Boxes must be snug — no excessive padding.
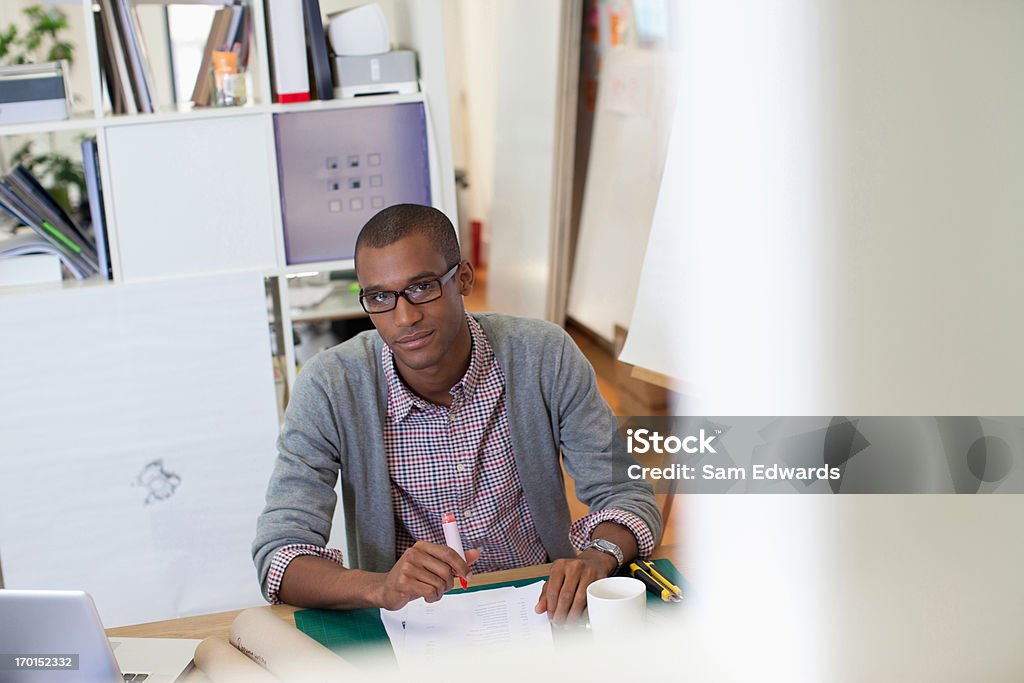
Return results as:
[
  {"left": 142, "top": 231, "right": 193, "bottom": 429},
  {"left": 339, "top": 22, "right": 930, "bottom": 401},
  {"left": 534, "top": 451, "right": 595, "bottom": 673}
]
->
[
  {"left": 457, "top": 464, "right": 466, "bottom": 472},
  {"left": 464, "top": 510, "right": 472, "bottom": 519}
]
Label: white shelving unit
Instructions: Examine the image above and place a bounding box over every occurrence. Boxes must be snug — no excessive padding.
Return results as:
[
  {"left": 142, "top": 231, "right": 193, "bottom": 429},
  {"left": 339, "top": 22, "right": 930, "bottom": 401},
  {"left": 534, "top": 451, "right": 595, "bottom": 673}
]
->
[{"left": 0, "top": 0, "right": 458, "bottom": 408}]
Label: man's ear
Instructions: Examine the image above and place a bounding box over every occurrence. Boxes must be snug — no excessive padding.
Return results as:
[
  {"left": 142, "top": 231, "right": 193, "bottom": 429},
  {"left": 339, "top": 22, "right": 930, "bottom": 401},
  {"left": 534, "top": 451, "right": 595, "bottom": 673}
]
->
[{"left": 458, "top": 260, "right": 475, "bottom": 296}]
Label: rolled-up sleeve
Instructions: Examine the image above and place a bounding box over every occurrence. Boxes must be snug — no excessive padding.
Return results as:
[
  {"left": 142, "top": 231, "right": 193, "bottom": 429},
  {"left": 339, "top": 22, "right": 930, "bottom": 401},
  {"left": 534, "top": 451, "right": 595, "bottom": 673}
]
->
[
  {"left": 569, "top": 509, "right": 656, "bottom": 557},
  {"left": 264, "top": 544, "right": 345, "bottom": 604}
]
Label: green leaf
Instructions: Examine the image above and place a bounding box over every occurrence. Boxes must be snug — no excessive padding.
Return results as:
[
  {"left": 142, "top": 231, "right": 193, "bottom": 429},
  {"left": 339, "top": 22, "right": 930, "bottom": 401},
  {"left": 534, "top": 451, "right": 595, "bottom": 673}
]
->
[
  {"left": 48, "top": 40, "right": 73, "bottom": 63},
  {"left": 1, "top": 4, "right": 73, "bottom": 67}
]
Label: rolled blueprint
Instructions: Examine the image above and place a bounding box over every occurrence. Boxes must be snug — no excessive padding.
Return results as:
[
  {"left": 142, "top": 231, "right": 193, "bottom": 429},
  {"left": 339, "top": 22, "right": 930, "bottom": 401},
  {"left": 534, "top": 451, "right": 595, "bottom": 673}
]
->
[
  {"left": 229, "top": 608, "right": 355, "bottom": 682},
  {"left": 192, "top": 636, "right": 281, "bottom": 683}
]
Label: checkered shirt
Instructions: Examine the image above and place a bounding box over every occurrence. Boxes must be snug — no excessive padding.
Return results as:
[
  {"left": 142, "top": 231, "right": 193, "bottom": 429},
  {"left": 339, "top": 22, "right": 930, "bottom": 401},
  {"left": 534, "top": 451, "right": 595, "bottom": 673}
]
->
[{"left": 265, "top": 315, "right": 654, "bottom": 604}]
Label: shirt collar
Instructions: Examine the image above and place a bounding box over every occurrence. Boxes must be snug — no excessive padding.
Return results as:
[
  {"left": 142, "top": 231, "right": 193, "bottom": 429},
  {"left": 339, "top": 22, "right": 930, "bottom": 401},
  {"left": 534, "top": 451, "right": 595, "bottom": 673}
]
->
[{"left": 383, "top": 314, "right": 492, "bottom": 423}]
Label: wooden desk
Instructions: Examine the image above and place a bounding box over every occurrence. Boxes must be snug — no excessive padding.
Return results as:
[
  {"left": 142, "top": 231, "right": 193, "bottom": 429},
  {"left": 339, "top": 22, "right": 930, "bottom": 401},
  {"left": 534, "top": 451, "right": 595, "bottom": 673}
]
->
[{"left": 106, "top": 545, "right": 678, "bottom": 640}]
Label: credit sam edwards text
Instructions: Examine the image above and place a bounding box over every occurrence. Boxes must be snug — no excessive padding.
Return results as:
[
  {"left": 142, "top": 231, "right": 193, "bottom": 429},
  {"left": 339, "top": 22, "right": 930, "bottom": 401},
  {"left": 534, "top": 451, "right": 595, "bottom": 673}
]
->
[{"left": 626, "top": 428, "right": 841, "bottom": 482}]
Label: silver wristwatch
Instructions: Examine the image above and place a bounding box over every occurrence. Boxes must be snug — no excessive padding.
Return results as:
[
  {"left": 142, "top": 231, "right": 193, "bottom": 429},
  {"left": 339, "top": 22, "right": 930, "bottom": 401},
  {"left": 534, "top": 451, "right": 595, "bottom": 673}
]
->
[{"left": 584, "top": 538, "right": 624, "bottom": 570}]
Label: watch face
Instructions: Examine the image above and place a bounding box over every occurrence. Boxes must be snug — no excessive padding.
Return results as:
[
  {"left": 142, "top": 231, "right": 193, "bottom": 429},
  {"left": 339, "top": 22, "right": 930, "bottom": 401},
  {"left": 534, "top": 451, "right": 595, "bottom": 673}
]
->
[{"left": 591, "top": 539, "right": 623, "bottom": 565}]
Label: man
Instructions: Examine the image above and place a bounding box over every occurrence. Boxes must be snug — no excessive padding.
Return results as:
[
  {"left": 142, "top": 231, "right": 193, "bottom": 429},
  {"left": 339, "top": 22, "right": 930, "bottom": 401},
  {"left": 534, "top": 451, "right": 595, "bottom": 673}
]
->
[{"left": 253, "top": 204, "right": 661, "bottom": 624}]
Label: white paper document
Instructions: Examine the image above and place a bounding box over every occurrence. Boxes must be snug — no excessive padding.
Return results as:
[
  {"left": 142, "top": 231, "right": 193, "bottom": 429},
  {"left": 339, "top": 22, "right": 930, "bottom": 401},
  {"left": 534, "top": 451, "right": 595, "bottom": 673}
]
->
[{"left": 381, "top": 581, "right": 553, "bottom": 665}]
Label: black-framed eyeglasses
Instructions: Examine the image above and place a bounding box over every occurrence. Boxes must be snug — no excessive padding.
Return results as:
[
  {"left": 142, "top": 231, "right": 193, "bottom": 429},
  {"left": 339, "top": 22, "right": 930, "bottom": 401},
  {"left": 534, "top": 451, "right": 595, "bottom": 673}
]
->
[{"left": 358, "top": 262, "right": 461, "bottom": 314}]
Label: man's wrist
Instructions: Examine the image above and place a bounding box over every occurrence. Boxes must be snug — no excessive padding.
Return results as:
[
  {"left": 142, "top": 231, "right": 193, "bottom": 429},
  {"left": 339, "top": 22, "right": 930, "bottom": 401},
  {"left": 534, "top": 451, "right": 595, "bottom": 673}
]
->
[
  {"left": 580, "top": 547, "right": 619, "bottom": 576},
  {"left": 365, "top": 572, "right": 390, "bottom": 609},
  {"left": 585, "top": 537, "right": 624, "bottom": 569},
  {"left": 323, "top": 566, "right": 393, "bottom": 610}
]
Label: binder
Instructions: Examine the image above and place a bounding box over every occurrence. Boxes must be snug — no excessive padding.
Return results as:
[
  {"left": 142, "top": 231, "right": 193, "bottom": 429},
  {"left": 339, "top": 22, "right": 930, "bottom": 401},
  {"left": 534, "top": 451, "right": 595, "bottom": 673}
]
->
[
  {"left": 302, "top": 0, "right": 333, "bottom": 101},
  {"left": 265, "top": 0, "right": 311, "bottom": 103},
  {"left": 81, "top": 139, "right": 113, "bottom": 280}
]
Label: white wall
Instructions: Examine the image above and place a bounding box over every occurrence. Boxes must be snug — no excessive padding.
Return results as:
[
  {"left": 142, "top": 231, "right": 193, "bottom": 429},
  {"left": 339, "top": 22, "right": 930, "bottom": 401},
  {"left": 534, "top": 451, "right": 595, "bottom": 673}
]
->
[
  {"left": 449, "top": 0, "right": 497, "bottom": 237},
  {"left": 485, "top": 0, "right": 563, "bottom": 318},
  {"left": 827, "top": 0, "right": 1024, "bottom": 413},
  {"left": 440, "top": 0, "right": 465, "bottom": 172}
]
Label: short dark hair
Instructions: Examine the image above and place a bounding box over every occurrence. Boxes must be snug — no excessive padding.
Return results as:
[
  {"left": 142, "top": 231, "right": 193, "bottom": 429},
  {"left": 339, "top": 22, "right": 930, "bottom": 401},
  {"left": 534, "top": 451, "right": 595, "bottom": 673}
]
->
[{"left": 354, "top": 204, "right": 460, "bottom": 270}]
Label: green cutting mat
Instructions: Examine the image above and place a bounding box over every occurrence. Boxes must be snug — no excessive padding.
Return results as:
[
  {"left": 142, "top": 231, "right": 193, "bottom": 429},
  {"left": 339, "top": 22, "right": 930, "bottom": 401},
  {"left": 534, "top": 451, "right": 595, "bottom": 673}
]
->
[{"left": 295, "top": 557, "right": 685, "bottom": 660}]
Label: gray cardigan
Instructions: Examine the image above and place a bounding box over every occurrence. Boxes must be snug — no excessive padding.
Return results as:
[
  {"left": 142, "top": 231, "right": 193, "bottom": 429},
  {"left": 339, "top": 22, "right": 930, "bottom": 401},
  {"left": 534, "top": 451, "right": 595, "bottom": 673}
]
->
[{"left": 252, "top": 312, "right": 661, "bottom": 599}]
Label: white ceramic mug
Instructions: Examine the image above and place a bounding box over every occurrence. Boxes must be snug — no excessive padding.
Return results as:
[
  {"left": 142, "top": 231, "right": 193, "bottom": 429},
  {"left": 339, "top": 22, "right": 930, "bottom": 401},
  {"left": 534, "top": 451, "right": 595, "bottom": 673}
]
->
[{"left": 586, "top": 576, "right": 646, "bottom": 642}]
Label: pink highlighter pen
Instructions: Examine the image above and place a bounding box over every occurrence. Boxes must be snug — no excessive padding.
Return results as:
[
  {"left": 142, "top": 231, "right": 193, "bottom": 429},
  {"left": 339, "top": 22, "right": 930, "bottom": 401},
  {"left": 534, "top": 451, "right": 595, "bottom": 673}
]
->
[{"left": 441, "top": 511, "right": 469, "bottom": 590}]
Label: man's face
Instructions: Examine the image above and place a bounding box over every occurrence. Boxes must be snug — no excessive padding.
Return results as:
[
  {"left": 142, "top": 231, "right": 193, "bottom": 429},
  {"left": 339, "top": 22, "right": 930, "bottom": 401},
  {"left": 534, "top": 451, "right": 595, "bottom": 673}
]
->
[{"left": 356, "top": 233, "right": 470, "bottom": 374}]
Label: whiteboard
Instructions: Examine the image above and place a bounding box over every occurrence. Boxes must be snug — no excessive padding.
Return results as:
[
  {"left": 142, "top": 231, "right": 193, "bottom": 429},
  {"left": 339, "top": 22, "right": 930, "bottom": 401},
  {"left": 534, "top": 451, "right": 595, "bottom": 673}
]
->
[
  {"left": 620, "top": 1, "right": 831, "bottom": 413},
  {"left": 0, "top": 273, "right": 280, "bottom": 626},
  {"left": 621, "top": 0, "right": 1024, "bottom": 414},
  {"left": 568, "top": 47, "right": 672, "bottom": 343}
]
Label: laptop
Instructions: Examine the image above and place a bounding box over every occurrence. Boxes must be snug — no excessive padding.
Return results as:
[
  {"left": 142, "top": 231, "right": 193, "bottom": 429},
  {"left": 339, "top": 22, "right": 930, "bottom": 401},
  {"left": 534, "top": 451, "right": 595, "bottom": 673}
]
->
[{"left": 0, "top": 590, "right": 200, "bottom": 683}]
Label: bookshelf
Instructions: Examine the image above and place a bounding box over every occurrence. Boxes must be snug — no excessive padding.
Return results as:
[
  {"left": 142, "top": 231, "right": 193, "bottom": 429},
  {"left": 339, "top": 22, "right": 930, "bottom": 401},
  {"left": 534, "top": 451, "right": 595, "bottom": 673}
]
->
[{"left": 0, "top": 0, "right": 458, "bottom": 409}]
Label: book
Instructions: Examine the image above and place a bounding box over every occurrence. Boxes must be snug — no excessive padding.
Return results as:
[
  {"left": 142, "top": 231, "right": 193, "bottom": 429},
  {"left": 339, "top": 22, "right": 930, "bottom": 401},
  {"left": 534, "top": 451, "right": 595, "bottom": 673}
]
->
[
  {"left": 0, "top": 164, "right": 98, "bottom": 278},
  {"left": 113, "top": 0, "right": 157, "bottom": 113},
  {"left": 224, "top": 3, "right": 246, "bottom": 51},
  {"left": 81, "top": 139, "right": 112, "bottom": 280},
  {"left": 6, "top": 165, "right": 99, "bottom": 271},
  {"left": 237, "top": 3, "right": 252, "bottom": 68},
  {"left": 265, "top": 0, "right": 311, "bottom": 103},
  {"left": 302, "top": 0, "right": 333, "bottom": 101},
  {"left": 96, "top": 0, "right": 137, "bottom": 114},
  {"left": 0, "top": 181, "right": 95, "bottom": 278},
  {"left": 191, "top": 7, "right": 234, "bottom": 107},
  {"left": 0, "top": 232, "right": 88, "bottom": 280},
  {"left": 94, "top": 7, "right": 128, "bottom": 114}
]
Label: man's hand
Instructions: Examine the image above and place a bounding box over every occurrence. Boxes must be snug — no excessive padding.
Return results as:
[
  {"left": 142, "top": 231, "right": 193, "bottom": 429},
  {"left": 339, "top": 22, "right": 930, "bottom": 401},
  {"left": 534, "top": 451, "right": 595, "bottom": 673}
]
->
[
  {"left": 534, "top": 548, "right": 618, "bottom": 624},
  {"left": 372, "top": 541, "right": 480, "bottom": 611}
]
